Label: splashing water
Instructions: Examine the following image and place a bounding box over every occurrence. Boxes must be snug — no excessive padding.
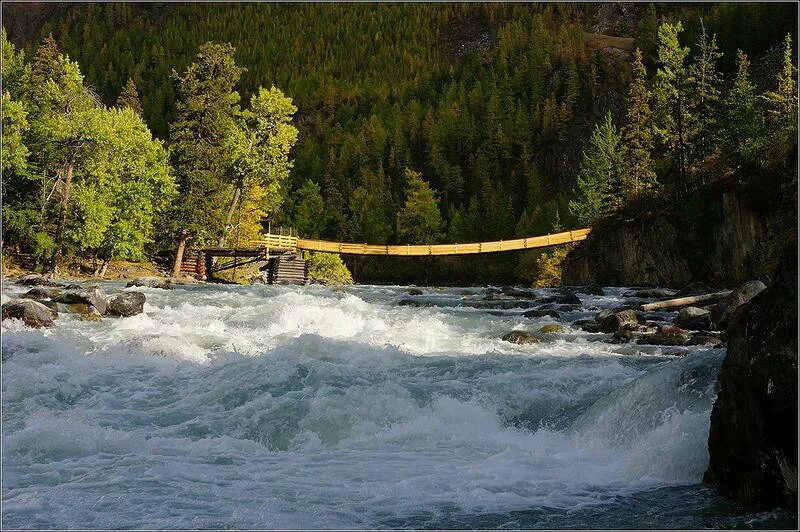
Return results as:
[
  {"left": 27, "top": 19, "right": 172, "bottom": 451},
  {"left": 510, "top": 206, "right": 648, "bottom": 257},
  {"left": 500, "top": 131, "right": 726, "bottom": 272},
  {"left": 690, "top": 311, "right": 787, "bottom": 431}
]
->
[{"left": 1, "top": 282, "right": 792, "bottom": 528}]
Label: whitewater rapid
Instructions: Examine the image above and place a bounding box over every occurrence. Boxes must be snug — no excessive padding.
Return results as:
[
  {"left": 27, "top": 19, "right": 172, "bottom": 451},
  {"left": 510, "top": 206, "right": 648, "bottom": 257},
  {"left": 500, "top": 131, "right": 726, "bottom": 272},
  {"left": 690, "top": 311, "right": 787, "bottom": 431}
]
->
[{"left": 1, "top": 282, "right": 790, "bottom": 528}]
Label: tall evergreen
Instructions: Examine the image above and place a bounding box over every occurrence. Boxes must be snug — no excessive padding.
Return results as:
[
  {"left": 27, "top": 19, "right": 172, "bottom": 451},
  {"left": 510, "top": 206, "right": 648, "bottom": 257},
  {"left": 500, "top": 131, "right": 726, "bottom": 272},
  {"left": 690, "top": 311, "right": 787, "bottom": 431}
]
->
[
  {"left": 762, "top": 34, "right": 798, "bottom": 154},
  {"left": 621, "top": 49, "right": 657, "bottom": 198},
  {"left": 690, "top": 22, "right": 723, "bottom": 171},
  {"left": 722, "top": 50, "right": 763, "bottom": 168},
  {"left": 116, "top": 78, "right": 143, "bottom": 115},
  {"left": 396, "top": 168, "right": 444, "bottom": 244}
]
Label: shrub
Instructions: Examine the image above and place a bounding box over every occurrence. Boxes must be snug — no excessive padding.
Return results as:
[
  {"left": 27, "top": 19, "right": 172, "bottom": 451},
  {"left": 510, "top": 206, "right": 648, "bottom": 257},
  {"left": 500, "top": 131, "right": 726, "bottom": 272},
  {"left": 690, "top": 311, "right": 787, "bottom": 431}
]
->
[{"left": 307, "top": 252, "right": 353, "bottom": 285}]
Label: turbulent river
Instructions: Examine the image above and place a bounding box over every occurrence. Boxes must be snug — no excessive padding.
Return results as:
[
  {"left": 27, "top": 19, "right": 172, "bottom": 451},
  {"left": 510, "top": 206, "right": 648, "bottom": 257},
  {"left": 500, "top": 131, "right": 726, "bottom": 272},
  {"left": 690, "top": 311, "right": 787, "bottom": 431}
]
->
[{"left": 1, "top": 281, "right": 793, "bottom": 529}]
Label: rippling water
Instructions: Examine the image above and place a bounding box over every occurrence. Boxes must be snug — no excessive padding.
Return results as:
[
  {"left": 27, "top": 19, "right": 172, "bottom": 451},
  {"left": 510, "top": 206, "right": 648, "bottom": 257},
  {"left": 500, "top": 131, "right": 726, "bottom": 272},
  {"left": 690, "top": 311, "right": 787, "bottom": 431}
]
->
[{"left": 1, "top": 281, "right": 793, "bottom": 528}]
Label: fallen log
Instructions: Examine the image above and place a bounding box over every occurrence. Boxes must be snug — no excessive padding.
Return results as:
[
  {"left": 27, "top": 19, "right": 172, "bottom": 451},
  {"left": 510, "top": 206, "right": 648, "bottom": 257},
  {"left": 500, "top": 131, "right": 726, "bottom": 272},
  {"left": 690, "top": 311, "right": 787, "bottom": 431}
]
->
[{"left": 640, "top": 291, "right": 732, "bottom": 311}]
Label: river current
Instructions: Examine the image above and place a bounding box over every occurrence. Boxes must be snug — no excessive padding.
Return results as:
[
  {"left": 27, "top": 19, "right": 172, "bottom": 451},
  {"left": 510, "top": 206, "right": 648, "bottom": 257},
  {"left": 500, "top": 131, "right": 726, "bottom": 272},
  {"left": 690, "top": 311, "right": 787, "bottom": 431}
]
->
[{"left": 1, "top": 281, "right": 794, "bottom": 529}]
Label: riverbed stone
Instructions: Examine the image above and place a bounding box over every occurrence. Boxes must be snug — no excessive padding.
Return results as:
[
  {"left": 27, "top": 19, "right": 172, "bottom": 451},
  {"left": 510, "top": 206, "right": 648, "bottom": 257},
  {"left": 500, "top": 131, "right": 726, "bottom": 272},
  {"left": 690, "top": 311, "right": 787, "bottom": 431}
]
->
[
  {"left": 687, "top": 334, "right": 724, "bottom": 347},
  {"left": 523, "top": 309, "right": 561, "bottom": 319},
  {"left": 705, "top": 249, "right": 797, "bottom": 510},
  {"left": 710, "top": 280, "right": 767, "bottom": 330},
  {"left": 575, "top": 283, "right": 605, "bottom": 296},
  {"left": 16, "top": 274, "right": 64, "bottom": 287},
  {"left": 599, "top": 309, "right": 639, "bottom": 333},
  {"left": 675, "top": 306, "right": 712, "bottom": 330},
  {"left": 637, "top": 325, "right": 691, "bottom": 346},
  {"left": 107, "top": 292, "right": 146, "bottom": 317},
  {"left": 407, "top": 288, "right": 423, "bottom": 296},
  {"left": 126, "top": 277, "right": 172, "bottom": 290},
  {"left": 2, "top": 299, "right": 57, "bottom": 327},
  {"left": 537, "top": 324, "right": 564, "bottom": 334},
  {"left": 51, "top": 287, "right": 108, "bottom": 315},
  {"left": 22, "top": 287, "right": 62, "bottom": 301},
  {"left": 501, "top": 331, "right": 542, "bottom": 344},
  {"left": 573, "top": 319, "right": 602, "bottom": 333}
]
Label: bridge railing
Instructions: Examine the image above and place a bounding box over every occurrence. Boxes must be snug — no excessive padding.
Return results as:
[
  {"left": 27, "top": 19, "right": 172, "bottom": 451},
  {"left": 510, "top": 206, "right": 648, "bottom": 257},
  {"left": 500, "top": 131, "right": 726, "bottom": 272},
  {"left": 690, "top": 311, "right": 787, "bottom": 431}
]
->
[{"left": 251, "top": 234, "right": 299, "bottom": 250}]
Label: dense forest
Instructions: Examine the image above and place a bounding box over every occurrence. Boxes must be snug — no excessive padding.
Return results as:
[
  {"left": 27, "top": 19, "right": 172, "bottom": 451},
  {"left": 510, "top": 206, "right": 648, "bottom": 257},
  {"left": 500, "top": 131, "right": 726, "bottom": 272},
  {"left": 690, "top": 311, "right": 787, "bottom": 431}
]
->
[{"left": 1, "top": 2, "right": 797, "bottom": 282}]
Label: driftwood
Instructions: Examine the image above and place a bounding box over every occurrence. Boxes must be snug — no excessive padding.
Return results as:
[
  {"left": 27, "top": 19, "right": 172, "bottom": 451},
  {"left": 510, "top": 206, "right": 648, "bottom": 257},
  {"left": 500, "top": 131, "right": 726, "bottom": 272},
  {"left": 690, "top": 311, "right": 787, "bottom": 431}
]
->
[{"left": 640, "top": 291, "right": 732, "bottom": 311}]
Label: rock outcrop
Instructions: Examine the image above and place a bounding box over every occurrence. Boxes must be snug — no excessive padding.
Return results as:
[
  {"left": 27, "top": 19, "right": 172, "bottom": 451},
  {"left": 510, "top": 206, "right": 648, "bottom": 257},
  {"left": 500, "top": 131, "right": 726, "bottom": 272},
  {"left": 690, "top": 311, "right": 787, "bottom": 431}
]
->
[
  {"left": 51, "top": 287, "right": 108, "bottom": 315},
  {"left": 709, "top": 280, "right": 767, "bottom": 330},
  {"left": 705, "top": 247, "right": 797, "bottom": 510}
]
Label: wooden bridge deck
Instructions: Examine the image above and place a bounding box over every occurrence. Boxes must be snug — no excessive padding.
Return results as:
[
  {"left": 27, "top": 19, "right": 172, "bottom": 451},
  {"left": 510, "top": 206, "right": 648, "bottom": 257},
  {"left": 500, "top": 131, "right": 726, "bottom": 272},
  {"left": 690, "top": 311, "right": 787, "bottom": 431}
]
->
[{"left": 251, "top": 228, "right": 591, "bottom": 256}]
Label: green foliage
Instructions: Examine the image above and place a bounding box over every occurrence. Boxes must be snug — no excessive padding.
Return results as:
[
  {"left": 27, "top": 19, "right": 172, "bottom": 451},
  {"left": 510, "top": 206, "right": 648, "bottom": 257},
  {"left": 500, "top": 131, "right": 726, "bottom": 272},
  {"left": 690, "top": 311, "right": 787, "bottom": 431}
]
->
[
  {"left": 621, "top": 49, "right": 657, "bottom": 197},
  {"left": 762, "top": 34, "right": 798, "bottom": 159},
  {"left": 690, "top": 22, "right": 724, "bottom": 166},
  {"left": 294, "top": 180, "right": 326, "bottom": 238},
  {"left": 307, "top": 252, "right": 353, "bottom": 285},
  {"left": 569, "top": 113, "right": 622, "bottom": 225},
  {"left": 396, "top": 168, "right": 443, "bottom": 244},
  {"left": 515, "top": 245, "right": 574, "bottom": 288},
  {"left": 116, "top": 78, "right": 143, "bottom": 115},
  {"left": 722, "top": 50, "right": 764, "bottom": 168}
]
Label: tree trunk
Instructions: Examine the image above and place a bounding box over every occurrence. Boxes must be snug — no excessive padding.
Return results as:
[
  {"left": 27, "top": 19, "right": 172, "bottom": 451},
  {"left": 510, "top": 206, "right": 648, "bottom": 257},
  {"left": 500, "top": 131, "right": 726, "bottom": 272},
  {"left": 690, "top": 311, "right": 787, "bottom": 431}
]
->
[
  {"left": 51, "top": 159, "right": 75, "bottom": 273},
  {"left": 98, "top": 258, "right": 111, "bottom": 278},
  {"left": 172, "top": 230, "right": 189, "bottom": 278},
  {"left": 218, "top": 185, "right": 242, "bottom": 248}
]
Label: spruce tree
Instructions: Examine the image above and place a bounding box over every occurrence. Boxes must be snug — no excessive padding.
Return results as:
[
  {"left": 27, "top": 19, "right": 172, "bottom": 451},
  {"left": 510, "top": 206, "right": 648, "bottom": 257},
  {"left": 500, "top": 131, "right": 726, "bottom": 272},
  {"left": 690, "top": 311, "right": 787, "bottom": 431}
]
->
[
  {"left": 653, "top": 21, "right": 694, "bottom": 195},
  {"left": 569, "top": 112, "right": 623, "bottom": 225},
  {"left": 762, "top": 34, "right": 798, "bottom": 153},
  {"left": 396, "top": 168, "right": 443, "bottom": 244},
  {"left": 621, "top": 49, "right": 657, "bottom": 198},
  {"left": 722, "top": 50, "right": 763, "bottom": 168},
  {"left": 116, "top": 78, "right": 143, "bottom": 115},
  {"left": 690, "top": 22, "right": 723, "bottom": 170}
]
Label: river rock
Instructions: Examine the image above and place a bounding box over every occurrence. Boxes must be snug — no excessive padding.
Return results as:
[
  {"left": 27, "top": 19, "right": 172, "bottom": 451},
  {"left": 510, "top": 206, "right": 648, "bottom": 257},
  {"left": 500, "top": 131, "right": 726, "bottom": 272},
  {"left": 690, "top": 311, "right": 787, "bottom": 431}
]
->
[
  {"left": 501, "top": 287, "right": 537, "bottom": 298},
  {"left": 675, "top": 306, "right": 712, "bottom": 330},
  {"left": 501, "top": 331, "right": 542, "bottom": 344},
  {"left": 623, "top": 288, "right": 678, "bottom": 298},
  {"left": 613, "top": 324, "right": 652, "bottom": 343},
  {"left": 537, "top": 324, "right": 564, "bottom": 334},
  {"left": 710, "top": 280, "right": 767, "bottom": 329},
  {"left": 126, "top": 277, "right": 172, "bottom": 290},
  {"left": 107, "top": 292, "right": 146, "bottom": 317},
  {"left": 687, "top": 334, "right": 724, "bottom": 347},
  {"left": 637, "top": 325, "right": 691, "bottom": 346},
  {"left": 573, "top": 319, "right": 602, "bottom": 333},
  {"left": 2, "top": 299, "right": 57, "bottom": 327},
  {"left": 705, "top": 250, "right": 797, "bottom": 510},
  {"left": 22, "top": 287, "right": 62, "bottom": 300},
  {"left": 599, "top": 309, "right": 639, "bottom": 333},
  {"left": 523, "top": 309, "right": 561, "bottom": 319},
  {"left": 51, "top": 287, "right": 108, "bottom": 315},
  {"left": 574, "top": 283, "right": 605, "bottom": 296},
  {"left": 408, "top": 288, "right": 423, "bottom": 296},
  {"left": 16, "top": 274, "right": 64, "bottom": 287},
  {"left": 397, "top": 298, "right": 430, "bottom": 307}
]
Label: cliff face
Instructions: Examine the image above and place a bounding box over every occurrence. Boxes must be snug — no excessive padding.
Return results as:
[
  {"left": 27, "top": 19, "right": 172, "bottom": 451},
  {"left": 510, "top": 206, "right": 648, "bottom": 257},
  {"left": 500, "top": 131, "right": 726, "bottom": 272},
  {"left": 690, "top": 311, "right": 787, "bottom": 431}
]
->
[
  {"left": 561, "top": 181, "right": 792, "bottom": 288},
  {"left": 704, "top": 244, "right": 798, "bottom": 510}
]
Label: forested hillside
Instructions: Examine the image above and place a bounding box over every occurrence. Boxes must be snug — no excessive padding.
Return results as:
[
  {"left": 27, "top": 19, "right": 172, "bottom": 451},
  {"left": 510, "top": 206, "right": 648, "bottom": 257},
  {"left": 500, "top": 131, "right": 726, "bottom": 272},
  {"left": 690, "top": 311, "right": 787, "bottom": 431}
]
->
[{"left": 2, "top": 2, "right": 796, "bottom": 282}]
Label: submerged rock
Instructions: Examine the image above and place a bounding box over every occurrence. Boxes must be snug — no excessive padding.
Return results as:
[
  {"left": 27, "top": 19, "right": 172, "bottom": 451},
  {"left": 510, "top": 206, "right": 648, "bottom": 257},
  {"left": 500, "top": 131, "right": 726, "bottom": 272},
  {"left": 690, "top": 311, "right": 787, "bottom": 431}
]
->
[
  {"left": 523, "top": 309, "right": 561, "bottom": 319},
  {"left": 675, "top": 306, "right": 711, "bottom": 330},
  {"left": 22, "top": 286, "right": 62, "bottom": 301},
  {"left": 51, "top": 287, "right": 108, "bottom": 315},
  {"left": 2, "top": 299, "right": 57, "bottom": 327},
  {"left": 537, "top": 324, "right": 564, "bottom": 334},
  {"left": 573, "top": 319, "right": 602, "bottom": 333},
  {"left": 574, "top": 283, "right": 605, "bottom": 296},
  {"left": 705, "top": 250, "right": 797, "bottom": 510},
  {"left": 637, "top": 325, "right": 691, "bottom": 346},
  {"left": 686, "top": 334, "right": 724, "bottom": 347},
  {"left": 407, "top": 288, "right": 423, "bottom": 296},
  {"left": 501, "top": 331, "right": 542, "bottom": 344},
  {"left": 623, "top": 288, "right": 678, "bottom": 298},
  {"left": 107, "top": 292, "right": 146, "bottom": 317},
  {"left": 710, "top": 280, "right": 767, "bottom": 329},
  {"left": 126, "top": 277, "right": 172, "bottom": 290}
]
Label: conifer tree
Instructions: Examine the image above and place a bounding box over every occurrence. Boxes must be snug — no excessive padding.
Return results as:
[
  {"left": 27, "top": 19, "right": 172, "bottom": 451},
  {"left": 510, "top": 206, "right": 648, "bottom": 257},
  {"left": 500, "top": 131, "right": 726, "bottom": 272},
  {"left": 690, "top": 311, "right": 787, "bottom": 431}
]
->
[
  {"left": 653, "top": 21, "right": 694, "bottom": 195},
  {"left": 294, "top": 179, "right": 326, "bottom": 238},
  {"left": 396, "top": 168, "right": 443, "bottom": 244},
  {"left": 621, "top": 49, "right": 657, "bottom": 198},
  {"left": 762, "top": 34, "right": 798, "bottom": 152},
  {"left": 722, "top": 50, "right": 763, "bottom": 168},
  {"left": 569, "top": 112, "right": 623, "bottom": 224},
  {"left": 690, "top": 22, "right": 723, "bottom": 169},
  {"left": 116, "top": 78, "right": 143, "bottom": 115}
]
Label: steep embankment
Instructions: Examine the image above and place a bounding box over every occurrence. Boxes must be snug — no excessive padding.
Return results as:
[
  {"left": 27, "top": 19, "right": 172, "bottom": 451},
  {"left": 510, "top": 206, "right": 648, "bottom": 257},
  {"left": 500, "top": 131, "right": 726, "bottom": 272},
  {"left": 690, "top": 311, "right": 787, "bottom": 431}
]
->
[
  {"left": 705, "top": 242, "right": 798, "bottom": 510},
  {"left": 561, "top": 176, "right": 796, "bottom": 288}
]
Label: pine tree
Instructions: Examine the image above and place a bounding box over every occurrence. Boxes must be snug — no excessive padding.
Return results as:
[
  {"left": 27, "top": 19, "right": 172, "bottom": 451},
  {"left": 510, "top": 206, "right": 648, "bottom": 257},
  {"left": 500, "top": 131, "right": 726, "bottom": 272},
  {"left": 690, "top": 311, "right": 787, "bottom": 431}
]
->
[
  {"left": 396, "top": 168, "right": 443, "bottom": 243},
  {"left": 621, "top": 49, "right": 657, "bottom": 198},
  {"left": 762, "top": 34, "right": 797, "bottom": 153},
  {"left": 116, "top": 78, "right": 143, "bottom": 115},
  {"left": 690, "top": 22, "right": 723, "bottom": 169},
  {"left": 722, "top": 50, "right": 764, "bottom": 169},
  {"left": 569, "top": 112, "right": 623, "bottom": 224},
  {"left": 653, "top": 21, "right": 694, "bottom": 195}
]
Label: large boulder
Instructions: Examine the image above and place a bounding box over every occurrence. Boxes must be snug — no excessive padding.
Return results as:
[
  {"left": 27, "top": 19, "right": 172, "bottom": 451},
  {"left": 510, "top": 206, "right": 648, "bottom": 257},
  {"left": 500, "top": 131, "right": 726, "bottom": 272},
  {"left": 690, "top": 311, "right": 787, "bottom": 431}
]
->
[
  {"left": 501, "top": 331, "right": 542, "bottom": 344},
  {"left": 126, "top": 277, "right": 172, "bottom": 290},
  {"left": 2, "top": 299, "right": 57, "bottom": 327},
  {"left": 107, "top": 291, "right": 146, "bottom": 317},
  {"left": 16, "top": 274, "right": 64, "bottom": 287},
  {"left": 599, "top": 309, "right": 639, "bottom": 333},
  {"left": 43, "top": 302, "right": 102, "bottom": 321},
  {"left": 51, "top": 287, "right": 108, "bottom": 315},
  {"left": 705, "top": 250, "right": 797, "bottom": 510},
  {"left": 22, "top": 286, "right": 62, "bottom": 301},
  {"left": 674, "top": 306, "right": 711, "bottom": 330},
  {"left": 710, "top": 280, "right": 767, "bottom": 329}
]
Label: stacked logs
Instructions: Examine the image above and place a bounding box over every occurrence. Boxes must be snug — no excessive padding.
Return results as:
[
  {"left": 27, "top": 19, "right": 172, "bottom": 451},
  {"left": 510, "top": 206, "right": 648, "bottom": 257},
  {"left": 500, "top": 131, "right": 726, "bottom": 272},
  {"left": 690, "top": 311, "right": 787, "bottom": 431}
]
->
[
  {"left": 267, "top": 255, "right": 308, "bottom": 285},
  {"left": 179, "top": 250, "right": 206, "bottom": 279}
]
